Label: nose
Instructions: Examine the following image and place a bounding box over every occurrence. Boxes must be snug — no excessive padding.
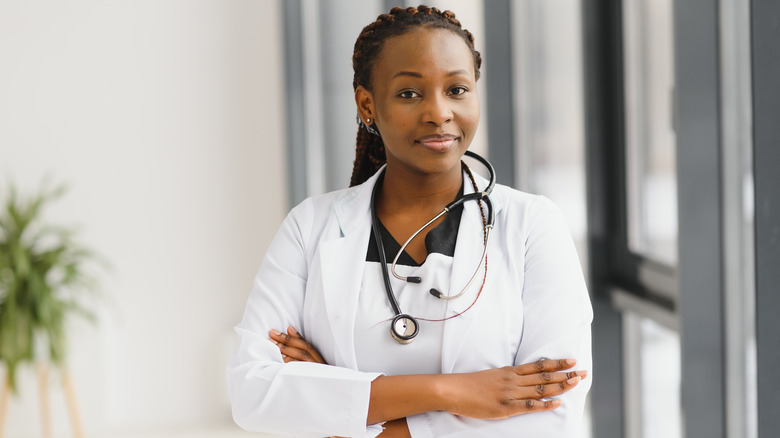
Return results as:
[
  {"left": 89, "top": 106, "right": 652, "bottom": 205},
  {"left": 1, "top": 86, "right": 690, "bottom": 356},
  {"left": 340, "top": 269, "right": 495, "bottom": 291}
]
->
[{"left": 421, "top": 94, "right": 453, "bottom": 126}]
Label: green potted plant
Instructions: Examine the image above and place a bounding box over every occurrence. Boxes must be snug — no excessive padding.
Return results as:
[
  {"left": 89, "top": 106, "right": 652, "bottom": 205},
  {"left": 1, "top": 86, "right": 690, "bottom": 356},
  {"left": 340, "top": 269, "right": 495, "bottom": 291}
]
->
[{"left": 0, "top": 180, "right": 101, "bottom": 436}]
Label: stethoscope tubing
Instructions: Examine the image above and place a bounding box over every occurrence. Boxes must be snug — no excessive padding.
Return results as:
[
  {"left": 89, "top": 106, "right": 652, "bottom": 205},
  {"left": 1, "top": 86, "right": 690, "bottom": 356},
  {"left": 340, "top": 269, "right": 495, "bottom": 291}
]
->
[
  {"left": 370, "top": 175, "right": 403, "bottom": 316},
  {"left": 370, "top": 150, "right": 496, "bottom": 343},
  {"left": 391, "top": 151, "right": 495, "bottom": 287}
]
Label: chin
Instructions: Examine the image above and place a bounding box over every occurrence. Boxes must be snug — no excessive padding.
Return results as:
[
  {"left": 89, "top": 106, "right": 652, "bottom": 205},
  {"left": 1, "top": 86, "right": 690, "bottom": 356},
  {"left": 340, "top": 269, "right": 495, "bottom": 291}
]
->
[{"left": 413, "top": 155, "right": 465, "bottom": 176}]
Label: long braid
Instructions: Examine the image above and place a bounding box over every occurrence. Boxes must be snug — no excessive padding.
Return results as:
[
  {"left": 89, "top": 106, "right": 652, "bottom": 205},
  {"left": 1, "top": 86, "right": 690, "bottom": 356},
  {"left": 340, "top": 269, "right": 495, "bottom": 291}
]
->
[
  {"left": 350, "top": 124, "right": 386, "bottom": 187},
  {"left": 349, "top": 5, "right": 482, "bottom": 187}
]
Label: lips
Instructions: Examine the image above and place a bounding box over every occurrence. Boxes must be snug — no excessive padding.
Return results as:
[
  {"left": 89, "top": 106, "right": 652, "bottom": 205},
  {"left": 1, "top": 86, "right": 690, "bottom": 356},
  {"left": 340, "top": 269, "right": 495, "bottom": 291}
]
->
[{"left": 415, "top": 134, "right": 459, "bottom": 152}]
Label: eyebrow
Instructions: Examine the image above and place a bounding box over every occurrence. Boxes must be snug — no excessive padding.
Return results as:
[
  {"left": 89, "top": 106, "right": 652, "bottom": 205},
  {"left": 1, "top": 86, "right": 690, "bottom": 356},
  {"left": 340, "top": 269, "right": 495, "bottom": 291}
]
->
[{"left": 392, "top": 69, "right": 470, "bottom": 79}]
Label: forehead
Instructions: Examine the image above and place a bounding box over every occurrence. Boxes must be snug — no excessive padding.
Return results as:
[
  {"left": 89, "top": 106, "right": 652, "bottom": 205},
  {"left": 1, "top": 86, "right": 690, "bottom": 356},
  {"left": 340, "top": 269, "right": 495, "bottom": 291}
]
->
[{"left": 372, "top": 27, "right": 475, "bottom": 82}]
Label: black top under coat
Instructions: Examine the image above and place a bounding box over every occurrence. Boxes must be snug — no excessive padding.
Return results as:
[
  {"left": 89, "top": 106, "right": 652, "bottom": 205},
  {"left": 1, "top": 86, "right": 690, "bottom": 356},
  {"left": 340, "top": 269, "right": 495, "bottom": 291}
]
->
[{"left": 366, "top": 182, "right": 464, "bottom": 266}]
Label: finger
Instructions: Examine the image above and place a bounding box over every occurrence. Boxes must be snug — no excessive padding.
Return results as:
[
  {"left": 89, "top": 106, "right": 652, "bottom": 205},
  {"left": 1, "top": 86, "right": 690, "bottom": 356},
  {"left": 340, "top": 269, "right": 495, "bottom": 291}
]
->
[
  {"left": 513, "top": 358, "right": 577, "bottom": 376},
  {"left": 270, "top": 327, "right": 306, "bottom": 348},
  {"left": 570, "top": 369, "right": 588, "bottom": 380},
  {"left": 520, "top": 375, "right": 582, "bottom": 400},
  {"left": 278, "top": 343, "right": 320, "bottom": 362},
  {"left": 270, "top": 328, "right": 326, "bottom": 364},
  {"left": 518, "top": 369, "right": 588, "bottom": 385},
  {"left": 269, "top": 328, "right": 288, "bottom": 343},
  {"left": 270, "top": 328, "right": 306, "bottom": 348},
  {"left": 506, "top": 398, "right": 562, "bottom": 414},
  {"left": 276, "top": 334, "right": 319, "bottom": 355},
  {"left": 277, "top": 335, "right": 326, "bottom": 363},
  {"left": 287, "top": 326, "right": 304, "bottom": 339}
]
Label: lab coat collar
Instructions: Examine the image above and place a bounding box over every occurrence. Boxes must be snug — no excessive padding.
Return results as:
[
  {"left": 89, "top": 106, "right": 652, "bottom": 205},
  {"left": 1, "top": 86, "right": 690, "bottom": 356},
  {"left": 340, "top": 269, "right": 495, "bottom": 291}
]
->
[
  {"left": 316, "top": 168, "right": 383, "bottom": 369},
  {"left": 332, "top": 166, "right": 385, "bottom": 238},
  {"left": 330, "top": 164, "right": 505, "bottom": 237}
]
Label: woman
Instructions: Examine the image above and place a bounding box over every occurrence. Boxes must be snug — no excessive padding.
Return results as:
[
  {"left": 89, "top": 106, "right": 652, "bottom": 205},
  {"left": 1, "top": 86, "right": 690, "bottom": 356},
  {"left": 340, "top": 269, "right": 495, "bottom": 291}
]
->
[{"left": 227, "top": 5, "right": 592, "bottom": 437}]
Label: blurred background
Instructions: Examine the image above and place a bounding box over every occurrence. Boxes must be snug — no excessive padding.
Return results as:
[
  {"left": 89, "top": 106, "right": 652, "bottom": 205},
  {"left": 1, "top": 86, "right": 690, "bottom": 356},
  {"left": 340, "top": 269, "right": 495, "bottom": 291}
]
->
[{"left": 1, "top": 1, "right": 777, "bottom": 437}]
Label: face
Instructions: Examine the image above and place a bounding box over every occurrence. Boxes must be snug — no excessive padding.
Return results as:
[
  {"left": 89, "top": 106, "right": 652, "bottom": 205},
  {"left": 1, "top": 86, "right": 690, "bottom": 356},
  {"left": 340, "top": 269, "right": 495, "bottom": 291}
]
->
[{"left": 355, "top": 27, "right": 480, "bottom": 178}]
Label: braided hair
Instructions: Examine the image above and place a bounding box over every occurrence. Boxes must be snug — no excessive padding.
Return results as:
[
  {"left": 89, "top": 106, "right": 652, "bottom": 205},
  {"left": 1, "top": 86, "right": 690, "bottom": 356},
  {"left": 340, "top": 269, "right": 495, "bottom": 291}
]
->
[{"left": 349, "top": 5, "right": 482, "bottom": 187}]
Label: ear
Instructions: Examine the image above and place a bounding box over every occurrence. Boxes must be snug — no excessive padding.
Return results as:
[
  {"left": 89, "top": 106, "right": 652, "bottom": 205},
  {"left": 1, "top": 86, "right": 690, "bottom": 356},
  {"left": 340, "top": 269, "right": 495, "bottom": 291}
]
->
[{"left": 354, "top": 85, "right": 375, "bottom": 124}]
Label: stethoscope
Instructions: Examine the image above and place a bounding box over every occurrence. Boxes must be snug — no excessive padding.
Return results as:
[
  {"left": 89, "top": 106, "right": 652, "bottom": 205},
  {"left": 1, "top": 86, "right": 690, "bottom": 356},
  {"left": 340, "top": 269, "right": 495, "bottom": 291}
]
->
[{"left": 370, "top": 150, "right": 496, "bottom": 344}]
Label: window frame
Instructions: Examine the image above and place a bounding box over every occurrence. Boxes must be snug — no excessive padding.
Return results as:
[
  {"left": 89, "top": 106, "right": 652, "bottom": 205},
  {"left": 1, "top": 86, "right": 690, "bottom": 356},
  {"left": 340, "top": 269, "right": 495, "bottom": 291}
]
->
[
  {"left": 751, "top": 0, "right": 780, "bottom": 435},
  {"left": 583, "top": 0, "right": 730, "bottom": 437}
]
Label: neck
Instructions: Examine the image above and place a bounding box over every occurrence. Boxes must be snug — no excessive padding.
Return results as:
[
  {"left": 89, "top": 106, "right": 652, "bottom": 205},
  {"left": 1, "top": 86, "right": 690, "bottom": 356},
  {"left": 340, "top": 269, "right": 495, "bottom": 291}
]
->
[{"left": 379, "top": 163, "right": 463, "bottom": 214}]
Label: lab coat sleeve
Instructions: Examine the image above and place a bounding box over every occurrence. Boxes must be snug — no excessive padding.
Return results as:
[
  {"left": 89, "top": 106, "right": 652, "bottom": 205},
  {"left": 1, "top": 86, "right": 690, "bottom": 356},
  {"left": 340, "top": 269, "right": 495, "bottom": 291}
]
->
[
  {"left": 226, "top": 200, "right": 383, "bottom": 438},
  {"left": 405, "top": 195, "right": 593, "bottom": 437}
]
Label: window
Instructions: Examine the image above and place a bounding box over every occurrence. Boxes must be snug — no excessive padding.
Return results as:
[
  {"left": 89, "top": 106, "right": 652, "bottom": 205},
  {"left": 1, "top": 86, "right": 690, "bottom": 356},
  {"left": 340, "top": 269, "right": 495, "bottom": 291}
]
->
[{"left": 623, "top": 0, "right": 677, "bottom": 267}]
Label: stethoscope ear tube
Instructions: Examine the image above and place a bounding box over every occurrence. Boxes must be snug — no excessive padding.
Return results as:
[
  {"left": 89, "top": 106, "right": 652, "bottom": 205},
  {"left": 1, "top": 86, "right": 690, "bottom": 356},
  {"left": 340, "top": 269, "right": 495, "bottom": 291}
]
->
[
  {"left": 485, "top": 196, "right": 495, "bottom": 228},
  {"left": 371, "top": 171, "right": 404, "bottom": 318},
  {"left": 463, "top": 150, "right": 496, "bottom": 195},
  {"left": 451, "top": 151, "right": 496, "bottom": 228}
]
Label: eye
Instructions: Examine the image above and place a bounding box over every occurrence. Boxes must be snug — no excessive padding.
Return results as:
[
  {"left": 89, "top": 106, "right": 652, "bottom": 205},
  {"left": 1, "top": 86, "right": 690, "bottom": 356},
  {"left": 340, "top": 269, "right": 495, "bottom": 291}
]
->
[
  {"left": 398, "top": 90, "right": 420, "bottom": 99},
  {"left": 449, "top": 86, "right": 469, "bottom": 96}
]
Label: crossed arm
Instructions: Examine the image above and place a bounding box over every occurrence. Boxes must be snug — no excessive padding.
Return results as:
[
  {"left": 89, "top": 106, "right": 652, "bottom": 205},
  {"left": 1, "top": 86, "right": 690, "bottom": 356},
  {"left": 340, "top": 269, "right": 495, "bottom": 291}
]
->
[{"left": 269, "top": 327, "right": 587, "bottom": 437}]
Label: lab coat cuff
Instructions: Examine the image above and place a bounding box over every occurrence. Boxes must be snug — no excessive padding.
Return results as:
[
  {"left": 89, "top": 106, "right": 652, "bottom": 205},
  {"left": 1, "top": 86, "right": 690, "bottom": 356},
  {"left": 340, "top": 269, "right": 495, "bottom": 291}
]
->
[
  {"left": 349, "top": 371, "right": 384, "bottom": 438},
  {"left": 406, "top": 412, "right": 435, "bottom": 438},
  {"left": 366, "top": 423, "right": 384, "bottom": 438}
]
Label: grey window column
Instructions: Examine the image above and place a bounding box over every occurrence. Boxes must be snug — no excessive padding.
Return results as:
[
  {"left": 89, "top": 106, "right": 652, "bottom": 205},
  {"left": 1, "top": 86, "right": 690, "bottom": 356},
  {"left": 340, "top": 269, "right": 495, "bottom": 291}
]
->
[
  {"left": 674, "top": 1, "right": 726, "bottom": 437},
  {"left": 282, "top": 0, "right": 308, "bottom": 207},
  {"left": 751, "top": 1, "right": 780, "bottom": 436},
  {"left": 582, "top": 1, "right": 625, "bottom": 437},
  {"left": 318, "top": 0, "right": 382, "bottom": 192},
  {"left": 284, "top": 0, "right": 383, "bottom": 205},
  {"left": 383, "top": 0, "right": 405, "bottom": 11},
  {"left": 483, "top": 0, "right": 515, "bottom": 187}
]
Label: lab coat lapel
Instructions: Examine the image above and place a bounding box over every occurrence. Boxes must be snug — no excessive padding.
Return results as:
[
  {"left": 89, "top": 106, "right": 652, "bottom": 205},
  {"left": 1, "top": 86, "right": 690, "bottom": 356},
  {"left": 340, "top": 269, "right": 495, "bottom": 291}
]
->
[
  {"left": 441, "top": 173, "right": 504, "bottom": 373},
  {"left": 317, "top": 171, "right": 380, "bottom": 370}
]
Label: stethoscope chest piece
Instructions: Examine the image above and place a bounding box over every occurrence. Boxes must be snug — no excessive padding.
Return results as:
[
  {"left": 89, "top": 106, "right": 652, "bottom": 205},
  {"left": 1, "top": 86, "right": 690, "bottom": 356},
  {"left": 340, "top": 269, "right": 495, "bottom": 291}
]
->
[{"left": 390, "top": 314, "right": 419, "bottom": 344}]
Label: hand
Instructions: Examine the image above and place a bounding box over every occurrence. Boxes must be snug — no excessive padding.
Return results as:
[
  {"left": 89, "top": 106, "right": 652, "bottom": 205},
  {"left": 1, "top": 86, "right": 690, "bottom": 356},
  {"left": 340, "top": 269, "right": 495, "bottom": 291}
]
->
[
  {"left": 269, "top": 326, "right": 326, "bottom": 364},
  {"left": 442, "top": 359, "right": 587, "bottom": 419}
]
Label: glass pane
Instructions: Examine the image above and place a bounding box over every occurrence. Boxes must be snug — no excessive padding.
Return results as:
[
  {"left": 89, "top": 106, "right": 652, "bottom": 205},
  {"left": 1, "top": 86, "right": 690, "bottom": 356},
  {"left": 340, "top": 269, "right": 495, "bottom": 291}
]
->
[
  {"left": 511, "top": 0, "right": 588, "bottom": 264},
  {"left": 639, "top": 317, "right": 682, "bottom": 438},
  {"left": 623, "top": 0, "right": 678, "bottom": 265},
  {"left": 509, "top": 1, "right": 589, "bottom": 436}
]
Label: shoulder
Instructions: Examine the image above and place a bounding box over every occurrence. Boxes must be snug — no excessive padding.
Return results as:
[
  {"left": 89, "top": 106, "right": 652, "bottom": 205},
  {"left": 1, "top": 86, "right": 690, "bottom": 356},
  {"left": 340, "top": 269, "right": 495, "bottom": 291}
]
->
[
  {"left": 488, "top": 185, "right": 574, "bottom": 254},
  {"left": 285, "top": 177, "right": 375, "bottom": 237},
  {"left": 290, "top": 182, "right": 372, "bottom": 218},
  {"left": 492, "top": 184, "right": 562, "bottom": 225},
  {"left": 288, "top": 187, "right": 353, "bottom": 219}
]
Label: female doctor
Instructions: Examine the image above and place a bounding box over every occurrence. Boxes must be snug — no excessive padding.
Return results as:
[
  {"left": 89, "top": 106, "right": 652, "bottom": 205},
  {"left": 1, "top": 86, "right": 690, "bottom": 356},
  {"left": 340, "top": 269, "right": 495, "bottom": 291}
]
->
[{"left": 227, "top": 5, "right": 592, "bottom": 438}]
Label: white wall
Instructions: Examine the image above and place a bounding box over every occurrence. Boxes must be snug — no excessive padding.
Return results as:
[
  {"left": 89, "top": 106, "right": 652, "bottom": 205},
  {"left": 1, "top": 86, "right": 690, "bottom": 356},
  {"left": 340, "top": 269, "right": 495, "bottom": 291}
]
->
[{"left": 0, "top": 0, "right": 286, "bottom": 434}]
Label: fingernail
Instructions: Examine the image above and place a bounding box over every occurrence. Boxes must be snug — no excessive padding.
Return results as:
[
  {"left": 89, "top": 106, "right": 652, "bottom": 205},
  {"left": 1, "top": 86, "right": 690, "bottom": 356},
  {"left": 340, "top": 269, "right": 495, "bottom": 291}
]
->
[
  {"left": 270, "top": 329, "right": 281, "bottom": 336},
  {"left": 551, "top": 400, "right": 562, "bottom": 407},
  {"left": 288, "top": 326, "right": 298, "bottom": 335},
  {"left": 567, "top": 376, "right": 581, "bottom": 385},
  {"left": 577, "top": 370, "right": 589, "bottom": 378},
  {"left": 565, "top": 359, "right": 576, "bottom": 366}
]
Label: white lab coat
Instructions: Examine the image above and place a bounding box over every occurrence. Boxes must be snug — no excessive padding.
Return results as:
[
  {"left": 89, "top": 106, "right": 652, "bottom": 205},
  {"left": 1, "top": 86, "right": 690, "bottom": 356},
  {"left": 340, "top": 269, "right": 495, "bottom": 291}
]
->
[{"left": 227, "top": 168, "right": 593, "bottom": 438}]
